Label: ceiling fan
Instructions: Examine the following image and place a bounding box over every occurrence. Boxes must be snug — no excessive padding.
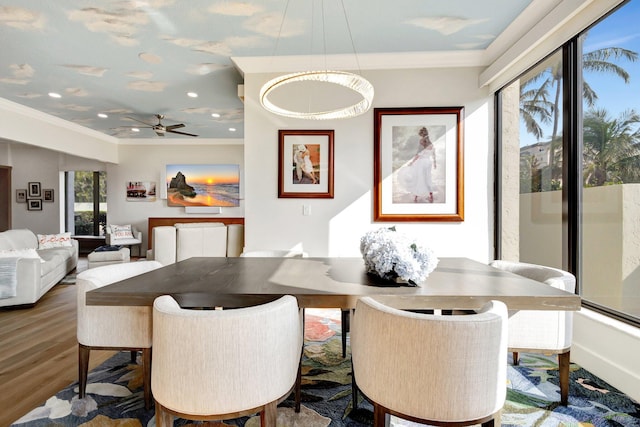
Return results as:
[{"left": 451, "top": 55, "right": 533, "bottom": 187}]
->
[{"left": 127, "top": 114, "right": 198, "bottom": 137}]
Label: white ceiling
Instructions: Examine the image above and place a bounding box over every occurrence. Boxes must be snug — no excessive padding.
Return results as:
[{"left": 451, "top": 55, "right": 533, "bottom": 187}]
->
[{"left": 0, "top": 0, "right": 536, "bottom": 139}]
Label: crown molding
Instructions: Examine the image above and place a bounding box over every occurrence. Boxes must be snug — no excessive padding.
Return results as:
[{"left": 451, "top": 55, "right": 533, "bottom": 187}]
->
[
  {"left": 232, "top": 50, "right": 487, "bottom": 76},
  {"left": 0, "top": 97, "right": 118, "bottom": 144}
]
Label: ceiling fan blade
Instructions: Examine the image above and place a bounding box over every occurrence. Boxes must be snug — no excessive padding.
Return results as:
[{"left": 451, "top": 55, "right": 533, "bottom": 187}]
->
[
  {"left": 166, "top": 123, "right": 185, "bottom": 130},
  {"left": 167, "top": 129, "right": 198, "bottom": 137},
  {"left": 126, "top": 116, "right": 155, "bottom": 127}
]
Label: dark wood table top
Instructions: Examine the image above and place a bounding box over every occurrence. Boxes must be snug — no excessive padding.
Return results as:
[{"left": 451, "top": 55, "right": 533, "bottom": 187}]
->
[{"left": 86, "top": 257, "right": 581, "bottom": 311}]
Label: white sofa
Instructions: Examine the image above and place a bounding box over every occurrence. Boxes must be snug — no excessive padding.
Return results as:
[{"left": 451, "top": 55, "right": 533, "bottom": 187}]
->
[
  {"left": 0, "top": 229, "right": 78, "bottom": 308},
  {"left": 147, "top": 222, "right": 244, "bottom": 265}
]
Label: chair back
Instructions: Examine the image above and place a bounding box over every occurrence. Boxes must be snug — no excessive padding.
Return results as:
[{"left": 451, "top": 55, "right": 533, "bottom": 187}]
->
[
  {"left": 152, "top": 294, "right": 302, "bottom": 416},
  {"left": 175, "top": 223, "right": 228, "bottom": 261},
  {"left": 490, "top": 260, "right": 575, "bottom": 350},
  {"left": 351, "top": 297, "right": 508, "bottom": 423},
  {"left": 77, "top": 261, "right": 163, "bottom": 347}
]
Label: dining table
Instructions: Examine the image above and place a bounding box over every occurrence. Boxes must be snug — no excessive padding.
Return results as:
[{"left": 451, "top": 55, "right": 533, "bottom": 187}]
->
[
  {"left": 85, "top": 256, "right": 581, "bottom": 414},
  {"left": 86, "top": 256, "right": 581, "bottom": 311}
]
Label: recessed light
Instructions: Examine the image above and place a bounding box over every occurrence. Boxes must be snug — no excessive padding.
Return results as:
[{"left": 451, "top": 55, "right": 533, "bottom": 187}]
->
[
  {"left": 211, "top": 113, "right": 220, "bottom": 118},
  {"left": 132, "top": 128, "right": 140, "bottom": 132},
  {"left": 48, "top": 92, "right": 61, "bottom": 98},
  {"left": 187, "top": 92, "right": 198, "bottom": 98},
  {"left": 97, "top": 113, "right": 108, "bottom": 118},
  {"left": 229, "top": 127, "right": 236, "bottom": 132}
]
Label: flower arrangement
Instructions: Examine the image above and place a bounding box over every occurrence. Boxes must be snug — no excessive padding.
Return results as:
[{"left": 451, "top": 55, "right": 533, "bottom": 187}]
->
[{"left": 360, "top": 227, "right": 439, "bottom": 286}]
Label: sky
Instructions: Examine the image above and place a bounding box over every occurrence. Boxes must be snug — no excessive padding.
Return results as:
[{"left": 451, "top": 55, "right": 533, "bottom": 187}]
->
[
  {"left": 519, "top": 0, "right": 640, "bottom": 147},
  {"left": 165, "top": 164, "right": 240, "bottom": 186}
]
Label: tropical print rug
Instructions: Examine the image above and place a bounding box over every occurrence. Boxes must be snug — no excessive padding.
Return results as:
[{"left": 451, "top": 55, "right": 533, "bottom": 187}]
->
[{"left": 12, "top": 309, "right": 640, "bottom": 426}]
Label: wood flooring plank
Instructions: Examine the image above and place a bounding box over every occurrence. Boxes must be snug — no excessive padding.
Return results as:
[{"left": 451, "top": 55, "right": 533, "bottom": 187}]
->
[{"left": 0, "top": 262, "right": 116, "bottom": 427}]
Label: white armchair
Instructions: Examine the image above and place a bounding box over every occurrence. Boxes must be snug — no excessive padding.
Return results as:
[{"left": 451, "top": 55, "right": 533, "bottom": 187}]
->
[
  {"left": 490, "top": 260, "right": 576, "bottom": 405},
  {"left": 351, "top": 297, "right": 508, "bottom": 427},
  {"left": 76, "top": 260, "right": 163, "bottom": 409},
  {"left": 152, "top": 294, "right": 303, "bottom": 426},
  {"left": 105, "top": 224, "right": 142, "bottom": 256}
]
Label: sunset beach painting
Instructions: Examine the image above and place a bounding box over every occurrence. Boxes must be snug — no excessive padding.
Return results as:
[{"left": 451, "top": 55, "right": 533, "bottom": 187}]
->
[{"left": 165, "top": 164, "right": 240, "bottom": 207}]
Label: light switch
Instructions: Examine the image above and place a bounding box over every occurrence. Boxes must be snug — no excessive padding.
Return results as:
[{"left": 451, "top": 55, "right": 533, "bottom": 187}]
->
[{"left": 303, "top": 205, "right": 311, "bottom": 216}]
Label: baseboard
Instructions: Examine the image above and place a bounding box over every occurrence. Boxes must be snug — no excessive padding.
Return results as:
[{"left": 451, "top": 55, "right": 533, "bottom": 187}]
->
[{"left": 572, "top": 309, "right": 640, "bottom": 402}]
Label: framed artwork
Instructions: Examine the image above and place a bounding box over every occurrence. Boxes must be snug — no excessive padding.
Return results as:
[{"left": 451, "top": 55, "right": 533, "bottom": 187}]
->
[
  {"left": 27, "top": 199, "right": 42, "bottom": 211},
  {"left": 373, "top": 106, "right": 464, "bottom": 222},
  {"left": 16, "top": 189, "right": 27, "bottom": 203},
  {"left": 165, "top": 164, "right": 240, "bottom": 207},
  {"left": 28, "top": 182, "right": 41, "bottom": 198},
  {"left": 43, "top": 189, "right": 54, "bottom": 202},
  {"left": 126, "top": 181, "right": 157, "bottom": 202},
  {"left": 278, "top": 129, "right": 334, "bottom": 198}
]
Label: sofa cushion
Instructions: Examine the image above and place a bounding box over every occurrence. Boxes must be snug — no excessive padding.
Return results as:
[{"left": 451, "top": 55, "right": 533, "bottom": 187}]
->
[
  {"left": 0, "top": 229, "right": 39, "bottom": 251},
  {"left": 37, "top": 232, "right": 73, "bottom": 249},
  {"left": 0, "top": 248, "right": 43, "bottom": 262},
  {"left": 38, "top": 246, "right": 76, "bottom": 262}
]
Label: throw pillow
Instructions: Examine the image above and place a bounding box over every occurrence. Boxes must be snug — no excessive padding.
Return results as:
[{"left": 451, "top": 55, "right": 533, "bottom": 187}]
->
[
  {"left": 110, "top": 224, "right": 134, "bottom": 240},
  {"left": 0, "top": 248, "right": 44, "bottom": 262},
  {"left": 37, "top": 232, "right": 73, "bottom": 249}
]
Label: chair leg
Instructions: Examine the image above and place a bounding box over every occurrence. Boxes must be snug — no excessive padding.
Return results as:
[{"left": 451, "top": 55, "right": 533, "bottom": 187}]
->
[
  {"left": 295, "top": 311, "right": 305, "bottom": 413},
  {"left": 512, "top": 351, "right": 519, "bottom": 366},
  {"left": 142, "top": 348, "right": 152, "bottom": 410},
  {"left": 558, "top": 351, "right": 570, "bottom": 406},
  {"left": 130, "top": 350, "right": 137, "bottom": 363},
  {"left": 373, "top": 403, "right": 387, "bottom": 427},
  {"left": 155, "top": 402, "right": 173, "bottom": 427},
  {"left": 351, "top": 359, "right": 358, "bottom": 409},
  {"left": 261, "top": 400, "right": 277, "bottom": 427},
  {"left": 341, "top": 309, "right": 350, "bottom": 358},
  {"left": 78, "top": 344, "right": 90, "bottom": 399}
]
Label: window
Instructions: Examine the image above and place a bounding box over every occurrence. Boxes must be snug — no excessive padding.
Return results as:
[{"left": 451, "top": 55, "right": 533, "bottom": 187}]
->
[
  {"left": 580, "top": 1, "right": 640, "bottom": 321},
  {"left": 65, "top": 171, "right": 107, "bottom": 236},
  {"left": 497, "top": 49, "right": 564, "bottom": 269},
  {"left": 497, "top": 0, "right": 640, "bottom": 325}
]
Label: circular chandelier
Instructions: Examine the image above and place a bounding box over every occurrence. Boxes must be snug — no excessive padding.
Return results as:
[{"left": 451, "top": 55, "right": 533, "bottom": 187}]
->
[{"left": 260, "top": 70, "right": 374, "bottom": 120}]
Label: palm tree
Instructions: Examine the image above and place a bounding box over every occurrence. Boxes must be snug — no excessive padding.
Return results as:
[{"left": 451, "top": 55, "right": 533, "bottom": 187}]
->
[
  {"left": 583, "top": 108, "right": 640, "bottom": 186},
  {"left": 519, "top": 35, "right": 638, "bottom": 186}
]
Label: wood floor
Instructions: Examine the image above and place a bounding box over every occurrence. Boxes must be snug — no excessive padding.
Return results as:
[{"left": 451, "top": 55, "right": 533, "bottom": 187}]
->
[{"left": 0, "top": 260, "right": 115, "bottom": 427}]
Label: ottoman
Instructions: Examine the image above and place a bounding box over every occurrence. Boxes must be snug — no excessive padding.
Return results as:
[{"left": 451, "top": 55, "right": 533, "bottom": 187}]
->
[{"left": 88, "top": 247, "right": 130, "bottom": 269}]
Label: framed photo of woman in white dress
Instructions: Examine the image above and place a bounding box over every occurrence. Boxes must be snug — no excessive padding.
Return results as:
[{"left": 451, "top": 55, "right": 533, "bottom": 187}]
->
[
  {"left": 278, "top": 129, "right": 334, "bottom": 198},
  {"left": 374, "top": 107, "right": 464, "bottom": 222}
]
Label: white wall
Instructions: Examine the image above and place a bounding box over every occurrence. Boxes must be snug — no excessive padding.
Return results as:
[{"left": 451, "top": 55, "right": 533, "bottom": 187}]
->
[
  {"left": 107, "top": 142, "right": 244, "bottom": 253},
  {"left": 1, "top": 143, "right": 106, "bottom": 234},
  {"left": 243, "top": 67, "right": 494, "bottom": 260}
]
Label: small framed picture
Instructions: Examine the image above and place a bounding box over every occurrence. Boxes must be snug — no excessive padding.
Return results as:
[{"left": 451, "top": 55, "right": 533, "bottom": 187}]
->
[
  {"left": 43, "top": 189, "right": 54, "bottom": 202},
  {"left": 28, "top": 182, "right": 41, "bottom": 198},
  {"left": 278, "top": 129, "right": 334, "bottom": 198},
  {"left": 27, "top": 199, "right": 42, "bottom": 211},
  {"left": 16, "top": 189, "right": 27, "bottom": 203}
]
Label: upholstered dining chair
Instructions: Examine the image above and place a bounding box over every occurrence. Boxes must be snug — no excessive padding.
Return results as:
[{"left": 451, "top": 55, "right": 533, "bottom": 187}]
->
[
  {"left": 490, "top": 260, "right": 576, "bottom": 405},
  {"left": 241, "top": 249, "right": 351, "bottom": 357},
  {"left": 151, "top": 294, "right": 303, "bottom": 427},
  {"left": 240, "top": 248, "right": 349, "bottom": 412},
  {"left": 351, "top": 297, "right": 508, "bottom": 427},
  {"left": 76, "top": 260, "right": 163, "bottom": 409}
]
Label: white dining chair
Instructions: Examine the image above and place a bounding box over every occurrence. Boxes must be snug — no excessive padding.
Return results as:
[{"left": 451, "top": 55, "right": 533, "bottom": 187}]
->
[
  {"left": 76, "top": 260, "right": 163, "bottom": 409},
  {"left": 490, "top": 259, "right": 576, "bottom": 405},
  {"left": 351, "top": 297, "right": 508, "bottom": 426},
  {"left": 151, "top": 294, "right": 302, "bottom": 427}
]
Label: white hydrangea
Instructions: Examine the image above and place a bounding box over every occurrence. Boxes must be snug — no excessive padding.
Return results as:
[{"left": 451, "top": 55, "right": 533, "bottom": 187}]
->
[{"left": 360, "top": 227, "right": 439, "bottom": 286}]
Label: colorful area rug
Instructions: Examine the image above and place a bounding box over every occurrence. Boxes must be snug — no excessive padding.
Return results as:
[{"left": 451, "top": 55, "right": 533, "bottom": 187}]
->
[{"left": 12, "top": 309, "right": 640, "bottom": 426}]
